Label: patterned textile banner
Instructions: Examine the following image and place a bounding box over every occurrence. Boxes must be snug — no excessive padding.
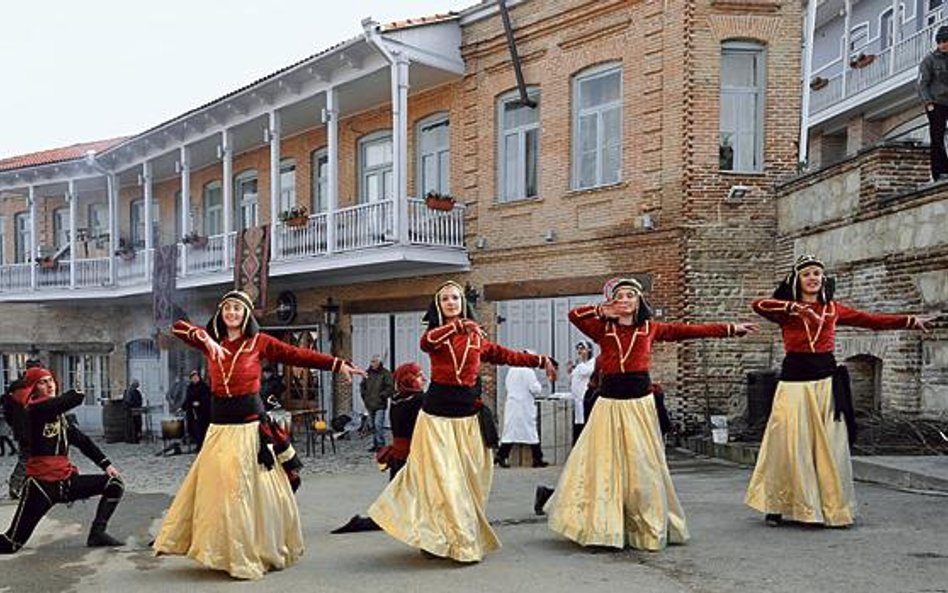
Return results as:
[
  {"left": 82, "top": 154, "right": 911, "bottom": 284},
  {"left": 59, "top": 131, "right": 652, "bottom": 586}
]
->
[
  {"left": 234, "top": 225, "right": 270, "bottom": 313},
  {"left": 153, "top": 245, "right": 179, "bottom": 328}
]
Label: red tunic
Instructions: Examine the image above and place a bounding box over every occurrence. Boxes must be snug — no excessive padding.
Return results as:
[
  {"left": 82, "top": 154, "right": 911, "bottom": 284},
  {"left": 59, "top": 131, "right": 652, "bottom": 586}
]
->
[
  {"left": 752, "top": 299, "right": 916, "bottom": 354},
  {"left": 172, "top": 320, "right": 343, "bottom": 397},
  {"left": 569, "top": 305, "right": 736, "bottom": 374},
  {"left": 420, "top": 318, "right": 549, "bottom": 387}
]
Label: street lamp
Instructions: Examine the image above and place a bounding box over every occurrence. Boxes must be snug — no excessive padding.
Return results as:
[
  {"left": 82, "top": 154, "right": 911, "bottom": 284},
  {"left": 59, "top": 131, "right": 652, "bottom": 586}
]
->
[{"left": 322, "top": 297, "right": 340, "bottom": 350}]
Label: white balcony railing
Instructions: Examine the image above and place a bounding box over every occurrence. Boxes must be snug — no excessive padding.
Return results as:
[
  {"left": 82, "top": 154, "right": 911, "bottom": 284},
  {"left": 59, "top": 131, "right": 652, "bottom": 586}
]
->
[
  {"left": 0, "top": 200, "right": 465, "bottom": 297},
  {"left": 810, "top": 19, "right": 944, "bottom": 116}
]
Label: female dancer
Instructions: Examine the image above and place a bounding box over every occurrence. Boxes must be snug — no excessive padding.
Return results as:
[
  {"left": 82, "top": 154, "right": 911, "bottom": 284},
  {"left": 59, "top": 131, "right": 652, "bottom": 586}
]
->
[
  {"left": 745, "top": 255, "right": 933, "bottom": 527},
  {"left": 368, "top": 280, "right": 557, "bottom": 562},
  {"left": 0, "top": 367, "right": 124, "bottom": 553},
  {"left": 544, "top": 277, "right": 757, "bottom": 550},
  {"left": 153, "top": 290, "right": 364, "bottom": 580}
]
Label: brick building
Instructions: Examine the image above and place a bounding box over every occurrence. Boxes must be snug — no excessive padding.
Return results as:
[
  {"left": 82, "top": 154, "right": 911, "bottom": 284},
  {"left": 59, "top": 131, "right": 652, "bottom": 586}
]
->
[{"left": 0, "top": 0, "right": 803, "bottom": 433}]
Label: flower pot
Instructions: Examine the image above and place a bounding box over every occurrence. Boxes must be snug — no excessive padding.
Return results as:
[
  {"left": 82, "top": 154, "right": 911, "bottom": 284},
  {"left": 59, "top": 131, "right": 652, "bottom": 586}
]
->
[
  {"left": 285, "top": 216, "right": 309, "bottom": 228},
  {"left": 425, "top": 198, "right": 455, "bottom": 211},
  {"left": 809, "top": 77, "right": 828, "bottom": 91}
]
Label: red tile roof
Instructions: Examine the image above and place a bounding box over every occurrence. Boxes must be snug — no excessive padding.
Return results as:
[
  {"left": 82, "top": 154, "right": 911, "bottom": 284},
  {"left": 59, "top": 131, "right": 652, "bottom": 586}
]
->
[{"left": 0, "top": 137, "right": 129, "bottom": 172}]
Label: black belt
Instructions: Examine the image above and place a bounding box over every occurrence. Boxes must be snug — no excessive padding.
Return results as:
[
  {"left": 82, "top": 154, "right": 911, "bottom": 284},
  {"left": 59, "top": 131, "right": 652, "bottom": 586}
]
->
[
  {"left": 422, "top": 383, "right": 478, "bottom": 417},
  {"left": 210, "top": 394, "right": 264, "bottom": 424},
  {"left": 599, "top": 372, "right": 652, "bottom": 399}
]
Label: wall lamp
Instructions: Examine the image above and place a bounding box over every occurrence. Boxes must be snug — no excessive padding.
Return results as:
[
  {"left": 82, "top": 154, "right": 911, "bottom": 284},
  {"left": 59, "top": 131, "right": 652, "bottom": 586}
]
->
[{"left": 726, "top": 185, "right": 750, "bottom": 202}]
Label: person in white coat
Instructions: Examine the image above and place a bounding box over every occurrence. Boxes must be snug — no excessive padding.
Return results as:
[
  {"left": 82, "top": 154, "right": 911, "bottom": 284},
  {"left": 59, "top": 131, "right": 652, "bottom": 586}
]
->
[
  {"left": 568, "top": 341, "right": 596, "bottom": 443},
  {"left": 496, "top": 365, "right": 548, "bottom": 468}
]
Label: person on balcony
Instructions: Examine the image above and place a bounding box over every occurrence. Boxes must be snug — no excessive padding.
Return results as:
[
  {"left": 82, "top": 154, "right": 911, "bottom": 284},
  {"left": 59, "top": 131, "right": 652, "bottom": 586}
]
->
[
  {"left": 367, "top": 280, "right": 557, "bottom": 563},
  {"left": 539, "top": 278, "right": 757, "bottom": 551},
  {"left": 917, "top": 25, "right": 948, "bottom": 182},
  {"left": 152, "top": 289, "right": 365, "bottom": 580},
  {"left": 745, "top": 255, "right": 934, "bottom": 528},
  {"left": 0, "top": 367, "right": 125, "bottom": 554}
]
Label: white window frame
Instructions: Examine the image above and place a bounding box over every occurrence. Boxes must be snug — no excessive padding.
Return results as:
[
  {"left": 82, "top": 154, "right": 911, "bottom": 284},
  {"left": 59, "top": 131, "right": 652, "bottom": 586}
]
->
[
  {"left": 14, "top": 211, "right": 31, "bottom": 263},
  {"left": 87, "top": 203, "right": 107, "bottom": 242},
  {"left": 572, "top": 64, "right": 623, "bottom": 190},
  {"left": 234, "top": 170, "right": 259, "bottom": 230},
  {"left": 279, "top": 158, "right": 297, "bottom": 213},
  {"left": 359, "top": 131, "right": 393, "bottom": 203},
  {"left": 59, "top": 353, "right": 111, "bottom": 405},
  {"left": 130, "top": 199, "right": 160, "bottom": 248},
  {"left": 203, "top": 181, "right": 223, "bottom": 236},
  {"left": 311, "top": 148, "right": 328, "bottom": 213},
  {"left": 719, "top": 41, "right": 766, "bottom": 173},
  {"left": 849, "top": 22, "right": 870, "bottom": 54},
  {"left": 416, "top": 113, "right": 451, "bottom": 197},
  {"left": 53, "top": 207, "right": 69, "bottom": 250},
  {"left": 497, "top": 88, "right": 541, "bottom": 202}
]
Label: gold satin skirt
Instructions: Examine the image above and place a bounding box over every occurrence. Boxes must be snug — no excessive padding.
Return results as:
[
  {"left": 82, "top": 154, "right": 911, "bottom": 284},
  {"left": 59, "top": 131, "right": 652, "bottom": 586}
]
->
[
  {"left": 745, "top": 377, "right": 855, "bottom": 526},
  {"left": 153, "top": 422, "right": 304, "bottom": 580},
  {"left": 546, "top": 396, "right": 688, "bottom": 550},
  {"left": 368, "top": 410, "right": 498, "bottom": 562}
]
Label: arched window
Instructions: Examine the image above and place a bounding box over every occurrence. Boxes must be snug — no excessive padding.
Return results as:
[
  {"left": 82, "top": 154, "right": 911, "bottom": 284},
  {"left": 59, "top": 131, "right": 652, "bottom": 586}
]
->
[
  {"left": 234, "top": 170, "right": 259, "bottom": 229},
  {"left": 416, "top": 113, "right": 450, "bottom": 196},
  {"left": 572, "top": 63, "right": 622, "bottom": 189},
  {"left": 359, "top": 131, "right": 393, "bottom": 203}
]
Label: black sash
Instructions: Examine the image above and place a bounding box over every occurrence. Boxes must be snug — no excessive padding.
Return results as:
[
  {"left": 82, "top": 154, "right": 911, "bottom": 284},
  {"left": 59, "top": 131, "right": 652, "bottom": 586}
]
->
[
  {"left": 210, "top": 394, "right": 265, "bottom": 425},
  {"left": 422, "top": 383, "right": 478, "bottom": 418},
  {"left": 781, "top": 353, "right": 856, "bottom": 444},
  {"left": 599, "top": 372, "right": 652, "bottom": 399}
]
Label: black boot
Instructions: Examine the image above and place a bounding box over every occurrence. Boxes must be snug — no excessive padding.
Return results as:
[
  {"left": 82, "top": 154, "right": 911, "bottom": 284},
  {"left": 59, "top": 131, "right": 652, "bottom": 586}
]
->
[
  {"left": 87, "top": 478, "right": 124, "bottom": 547},
  {"left": 765, "top": 513, "right": 783, "bottom": 527},
  {"left": 534, "top": 485, "right": 554, "bottom": 516},
  {"left": 330, "top": 514, "right": 381, "bottom": 534}
]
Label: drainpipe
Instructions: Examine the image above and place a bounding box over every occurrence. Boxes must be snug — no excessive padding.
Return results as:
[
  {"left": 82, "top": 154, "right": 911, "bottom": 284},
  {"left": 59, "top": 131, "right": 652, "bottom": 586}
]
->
[
  {"left": 363, "top": 18, "right": 410, "bottom": 245},
  {"left": 799, "top": 0, "right": 818, "bottom": 169}
]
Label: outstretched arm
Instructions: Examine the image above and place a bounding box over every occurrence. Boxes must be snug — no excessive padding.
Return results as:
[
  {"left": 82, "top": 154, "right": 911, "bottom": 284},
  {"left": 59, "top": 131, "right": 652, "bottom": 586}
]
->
[
  {"left": 836, "top": 303, "right": 934, "bottom": 332},
  {"left": 481, "top": 341, "right": 557, "bottom": 382},
  {"left": 26, "top": 390, "right": 85, "bottom": 422},
  {"left": 67, "top": 423, "right": 114, "bottom": 473},
  {"left": 172, "top": 320, "right": 229, "bottom": 362},
  {"left": 654, "top": 321, "right": 758, "bottom": 342}
]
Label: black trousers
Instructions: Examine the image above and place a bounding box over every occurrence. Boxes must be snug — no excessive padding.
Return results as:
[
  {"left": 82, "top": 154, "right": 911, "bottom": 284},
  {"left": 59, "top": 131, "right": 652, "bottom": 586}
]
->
[
  {"left": 927, "top": 104, "right": 948, "bottom": 179},
  {"left": 496, "top": 442, "right": 544, "bottom": 463},
  {"left": 7, "top": 451, "right": 26, "bottom": 498},
  {"left": 0, "top": 473, "right": 124, "bottom": 553}
]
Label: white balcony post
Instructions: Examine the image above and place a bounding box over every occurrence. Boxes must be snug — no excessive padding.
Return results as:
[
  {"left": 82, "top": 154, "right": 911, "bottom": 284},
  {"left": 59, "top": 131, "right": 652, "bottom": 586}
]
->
[
  {"left": 68, "top": 179, "right": 76, "bottom": 288},
  {"left": 269, "top": 110, "right": 281, "bottom": 258},
  {"left": 107, "top": 173, "right": 117, "bottom": 285},
  {"left": 391, "top": 54, "right": 410, "bottom": 244},
  {"left": 841, "top": 0, "right": 852, "bottom": 97},
  {"left": 179, "top": 145, "right": 190, "bottom": 277},
  {"left": 889, "top": 0, "right": 900, "bottom": 75},
  {"left": 221, "top": 129, "right": 234, "bottom": 269},
  {"left": 142, "top": 161, "right": 153, "bottom": 278},
  {"left": 326, "top": 87, "right": 338, "bottom": 255},
  {"left": 28, "top": 185, "right": 36, "bottom": 290},
  {"left": 800, "top": 0, "right": 818, "bottom": 167}
]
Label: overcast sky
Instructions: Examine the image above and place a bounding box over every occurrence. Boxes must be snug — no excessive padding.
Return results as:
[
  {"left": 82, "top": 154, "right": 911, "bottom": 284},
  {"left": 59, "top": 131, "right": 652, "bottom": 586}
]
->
[{"left": 0, "top": 0, "right": 476, "bottom": 159}]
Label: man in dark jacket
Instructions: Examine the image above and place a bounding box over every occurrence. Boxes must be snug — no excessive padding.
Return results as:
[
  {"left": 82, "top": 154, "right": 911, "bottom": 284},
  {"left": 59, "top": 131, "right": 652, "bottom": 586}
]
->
[
  {"left": 122, "top": 380, "right": 144, "bottom": 443},
  {"left": 360, "top": 355, "right": 394, "bottom": 452},
  {"left": 918, "top": 25, "right": 948, "bottom": 181},
  {"left": 182, "top": 370, "right": 211, "bottom": 451},
  {"left": 0, "top": 367, "right": 124, "bottom": 553}
]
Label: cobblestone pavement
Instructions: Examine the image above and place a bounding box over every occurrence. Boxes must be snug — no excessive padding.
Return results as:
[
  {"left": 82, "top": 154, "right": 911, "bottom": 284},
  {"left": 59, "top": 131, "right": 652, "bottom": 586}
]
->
[{"left": 0, "top": 431, "right": 380, "bottom": 497}]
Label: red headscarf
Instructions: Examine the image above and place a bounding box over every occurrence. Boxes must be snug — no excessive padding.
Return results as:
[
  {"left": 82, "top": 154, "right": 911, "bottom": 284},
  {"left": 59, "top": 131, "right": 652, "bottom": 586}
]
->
[
  {"left": 393, "top": 362, "right": 423, "bottom": 396},
  {"left": 11, "top": 367, "right": 53, "bottom": 406}
]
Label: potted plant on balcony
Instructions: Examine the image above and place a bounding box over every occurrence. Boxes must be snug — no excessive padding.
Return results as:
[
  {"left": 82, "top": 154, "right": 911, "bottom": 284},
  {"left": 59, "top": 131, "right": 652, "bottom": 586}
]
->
[
  {"left": 849, "top": 52, "right": 875, "bottom": 69},
  {"left": 424, "top": 191, "right": 455, "bottom": 211},
  {"left": 35, "top": 255, "right": 56, "bottom": 270},
  {"left": 809, "top": 76, "right": 829, "bottom": 91},
  {"left": 278, "top": 205, "right": 309, "bottom": 227},
  {"left": 115, "top": 239, "right": 136, "bottom": 261},
  {"left": 181, "top": 231, "right": 208, "bottom": 248}
]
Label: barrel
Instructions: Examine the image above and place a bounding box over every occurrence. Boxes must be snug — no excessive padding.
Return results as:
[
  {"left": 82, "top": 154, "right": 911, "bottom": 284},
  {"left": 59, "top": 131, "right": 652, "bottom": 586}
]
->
[{"left": 102, "top": 401, "right": 126, "bottom": 443}]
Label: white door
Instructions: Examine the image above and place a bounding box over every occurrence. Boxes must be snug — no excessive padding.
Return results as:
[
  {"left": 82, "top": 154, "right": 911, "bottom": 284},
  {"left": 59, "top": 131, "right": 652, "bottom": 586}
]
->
[
  {"left": 350, "top": 314, "right": 391, "bottom": 416},
  {"left": 127, "top": 355, "right": 168, "bottom": 417},
  {"left": 394, "top": 311, "right": 429, "bottom": 380}
]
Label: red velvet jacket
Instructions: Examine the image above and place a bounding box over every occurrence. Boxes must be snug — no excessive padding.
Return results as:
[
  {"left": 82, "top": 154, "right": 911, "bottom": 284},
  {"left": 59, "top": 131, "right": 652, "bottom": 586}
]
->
[
  {"left": 569, "top": 305, "right": 737, "bottom": 374},
  {"left": 420, "top": 318, "right": 549, "bottom": 386},
  {"left": 752, "top": 299, "right": 916, "bottom": 354},
  {"left": 173, "top": 320, "right": 343, "bottom": 397}
]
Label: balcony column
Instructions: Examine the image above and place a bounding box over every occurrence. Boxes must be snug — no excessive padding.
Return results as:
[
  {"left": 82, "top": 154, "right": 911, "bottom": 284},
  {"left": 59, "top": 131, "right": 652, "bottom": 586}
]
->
[
  {"left": 179, "top": 145, "right": 191, "bottom": 277},
  {"left": 221, "top": 129, "right": 234, "bottom": 269},
  {"left": 325, "top": 87, "right": 338, "bottom": 255},
  {"left": 268, "top": 110, "right": 281, "bottom": 258},
  {"left": 142, "top": 161, "right": 153, "bottom": 278},
  {"left": 799, "top": 0, "right": 818, "bottom": 167},
  {"left": 391, "top": 54, "right": 410, "bottom": 244},
  {"left": 889, "top": 0, "right": 900, "bottom": 75},
  {"left": 28, "top": 185, "right": 36, "bottom": 290},
  {"left": 68, "top": 179, "right": 76, "bottom": 288},
  {"left": 107, "top": 173, "right": 117, "bottom": 285},
  {"left": 841, "top": 0, "right": 852, "bottom": 97}
]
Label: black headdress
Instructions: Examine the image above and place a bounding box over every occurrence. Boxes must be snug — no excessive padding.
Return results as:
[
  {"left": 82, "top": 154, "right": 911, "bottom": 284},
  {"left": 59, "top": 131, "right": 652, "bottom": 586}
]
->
[
  {"left": 603, "top": 276, "right": 653, "bottom": 325},
  {"left": 206, "top": 290, "right": 260, "bottom": 340},
  {"left": 422, "top": 281, "right": 477, "bottom": 329},
  {"left": 772, "top": 254, "right": 836, "bottom": 303}
]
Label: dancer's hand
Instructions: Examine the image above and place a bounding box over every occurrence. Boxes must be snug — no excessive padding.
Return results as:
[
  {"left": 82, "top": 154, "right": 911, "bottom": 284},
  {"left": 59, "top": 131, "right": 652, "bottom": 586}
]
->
[
  {"left": 543, "top": 358, "right": 558, "bottom": 383},
  {"left": 199, "top": 332, "right": 230, "bottom": 362},
  {"left": 461, "top": 319, "right": 486, "bottom": 337},
  {"left": 338, "top": 361, "right": 367, "bottom": 384},
  {"left": 599, "top": 300, "right": 630, "bottom": 318},
  {"left": 914, "top": 314, "right": 938, "bottom": 333},
  {"left": 105, "top": 464, "right": 121, "bottom": 478},
  {"left": 731, "top": 322, "right": 760, "bottom": 337},
  {"left": 791, "top": 303, "right": 822, "bottom": 325}
]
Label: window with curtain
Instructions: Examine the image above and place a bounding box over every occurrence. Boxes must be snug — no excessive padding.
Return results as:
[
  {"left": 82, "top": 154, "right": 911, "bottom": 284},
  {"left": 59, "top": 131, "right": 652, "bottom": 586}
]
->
[
  {"left": 87, "top": 203, "right": 107, "bottom": 241},
  {"left": 203, "top": 181, "right": 223, "bottom": 236},
  {"left": 235, "top": 170, "right": 259, "bottom": 229},
  {"left": 14, "top": 211, "right": 30, "bottom": 263},
  {"left": 720, "top": 41, "right": 766, "bottom": 172},
  {"left": 359, "top": 132, "right": 393, "bottom": 203},
  {"left": 498, "top": 89, "right": 540, "bottom": 202},
  {"left": 53, "top": 207, "right": 69, "bottom": 250},
  {"left": 417, "top": 115, "right": 450, "bottom": 196},
  {"left": 311, "top": 149, "right": 328, "bottom": 213},
  {"left": 572, "top": 65, "right": 622, "bottom": 189},
  {"left": 130, "top": 199, "right": 160, "bottom": 247},
  {"left": 280, "top": 158, "right": 296, "bottom": 213}
]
